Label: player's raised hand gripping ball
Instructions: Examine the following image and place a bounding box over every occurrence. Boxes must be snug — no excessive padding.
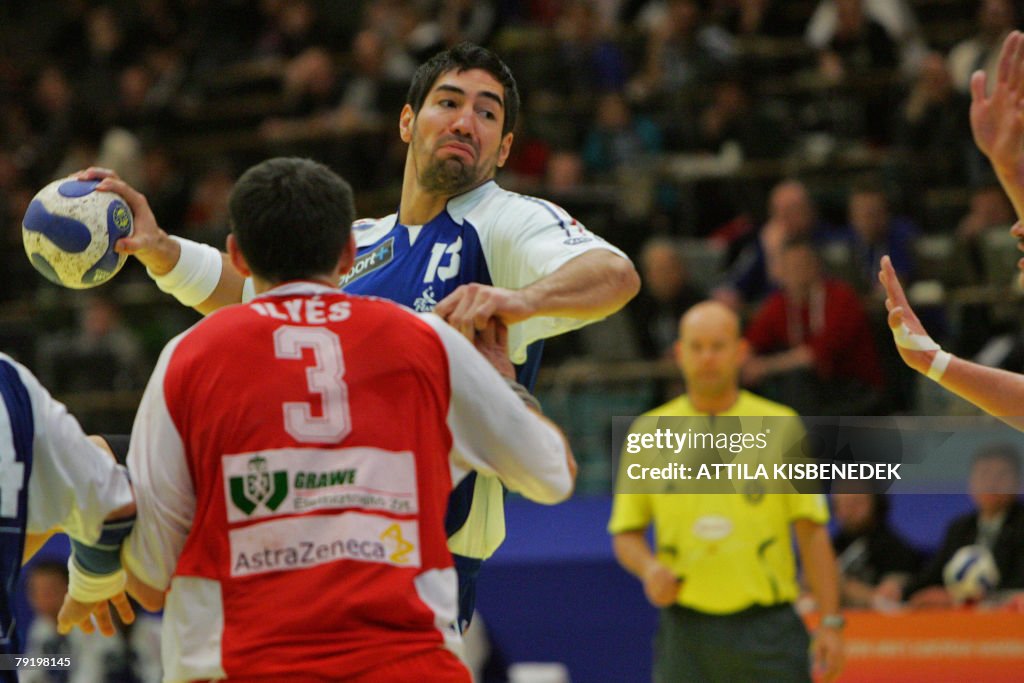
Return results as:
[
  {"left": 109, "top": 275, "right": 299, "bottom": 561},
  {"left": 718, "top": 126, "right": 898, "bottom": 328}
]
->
[{"left": 22, "top": 178, "right": 134, "bottom": 288}]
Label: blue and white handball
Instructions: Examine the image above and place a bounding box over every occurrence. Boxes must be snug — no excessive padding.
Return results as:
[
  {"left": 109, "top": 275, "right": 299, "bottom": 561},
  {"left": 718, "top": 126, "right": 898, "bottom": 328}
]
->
[
  {"left": 943, "top": 544, "right": 1000, "bottom": 603},
  {"left": 22, "top": 178, "right": 134, "bottom": 289}
]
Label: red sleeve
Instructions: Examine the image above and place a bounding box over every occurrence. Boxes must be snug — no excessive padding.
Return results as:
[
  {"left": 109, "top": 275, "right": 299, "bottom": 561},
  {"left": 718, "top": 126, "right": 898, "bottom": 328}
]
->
[{"left": 745, "top": 293, "right": 787, "bottom": 352}]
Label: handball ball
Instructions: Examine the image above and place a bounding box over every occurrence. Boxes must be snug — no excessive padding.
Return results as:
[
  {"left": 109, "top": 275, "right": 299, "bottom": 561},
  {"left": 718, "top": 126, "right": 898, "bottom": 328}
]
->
[
  {"left": 22, "top": 178, "right": 133, "bottom": 289},
  {"left": 943, "top": 544, "right": 1000, "bottom": 603}
]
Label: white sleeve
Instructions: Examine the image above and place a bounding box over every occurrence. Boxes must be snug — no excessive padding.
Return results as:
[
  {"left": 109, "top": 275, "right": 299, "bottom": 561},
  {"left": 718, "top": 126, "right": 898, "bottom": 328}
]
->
[
  {"left": 476, "top": 196, "right": 631, "bottom": 362},
  {"left": 122, "top": 337, "right": 195, "bottom": 590},
  {"left": 419, "top": 315, "right": 573, "bottom": 504},
  {"left": 7, "top": 356, "right": 133, "bottom": 541}
]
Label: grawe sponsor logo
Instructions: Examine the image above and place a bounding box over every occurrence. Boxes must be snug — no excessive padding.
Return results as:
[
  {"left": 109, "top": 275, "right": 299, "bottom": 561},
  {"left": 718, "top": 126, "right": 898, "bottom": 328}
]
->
[
  {"left": 223, "top": 447, "right": 418, "bottom": 522},
  {"left": 229, "top": 512, "right": 420, "bottom": 576},
  {"left": 229, "top": 456, "right": 288, "bottom": 516}
]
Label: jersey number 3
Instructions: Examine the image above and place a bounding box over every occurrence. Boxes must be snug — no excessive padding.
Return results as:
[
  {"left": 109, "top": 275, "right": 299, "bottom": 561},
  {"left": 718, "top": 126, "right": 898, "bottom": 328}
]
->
[{"left": 273, "top": 326, "right": 352, "bottom": 443}]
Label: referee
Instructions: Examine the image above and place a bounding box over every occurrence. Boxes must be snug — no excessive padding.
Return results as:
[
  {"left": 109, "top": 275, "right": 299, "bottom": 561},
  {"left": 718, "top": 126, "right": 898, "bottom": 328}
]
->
[{"left": 609, "top": 301, "right": 844, "bottom": 682}]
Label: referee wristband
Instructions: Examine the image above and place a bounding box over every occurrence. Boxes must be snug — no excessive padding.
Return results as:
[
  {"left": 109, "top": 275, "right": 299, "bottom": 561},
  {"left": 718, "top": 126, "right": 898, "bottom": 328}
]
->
[
  {"left": 147, "top": 236, "right": 223, "bottom": 307},
  {"left": 67, "top": 557, "right": 126, "bottom": 603},
  {"left": 505, "top": 377, "right": 542, "bottom": 413},
  {"left": 820, "top": 614, "right": 846, "bottom": 630}
]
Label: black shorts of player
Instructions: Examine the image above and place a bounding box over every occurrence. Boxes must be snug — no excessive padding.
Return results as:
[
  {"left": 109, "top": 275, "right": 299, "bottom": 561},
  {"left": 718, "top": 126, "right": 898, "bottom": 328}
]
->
[{"left": 654, "top": 603, "right": 811, "bottom": 683}]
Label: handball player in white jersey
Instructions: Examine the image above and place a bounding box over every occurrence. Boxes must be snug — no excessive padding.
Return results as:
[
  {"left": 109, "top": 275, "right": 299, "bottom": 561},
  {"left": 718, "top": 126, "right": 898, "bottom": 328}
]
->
[{"left": 77, "top": 43, "right": 638, "bottom": 629}]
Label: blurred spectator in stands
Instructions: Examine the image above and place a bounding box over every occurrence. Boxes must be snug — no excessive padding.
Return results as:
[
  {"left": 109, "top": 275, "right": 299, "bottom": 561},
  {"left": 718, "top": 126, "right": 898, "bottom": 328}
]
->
[
  {"left": 812, "top": 0, "right": 900, "bottom": 83},
  {"left": 71, "top": 4, "right": 143, "bottom": 136},
  {"left": 1, "top": 181, "right": 36, "bottom": 302},
  {"left": 362, "top": 0, "right": 443, "bottom": 65},
  {"left": 546, "top": 149, "right": 586, "bottom": 194},
  {"left": 139, "top": 142, "right": 190, "bottom": 236},
  {"left": 743, "top": 238, "right": 884, "bottom": 415},
  {"left": 26, "top": 64, "right": 80, "bottom": 181},
  {"left": 262, "top": 33, "right": 410, "bottom": 144},
  {"left": 713, "top": 179, "right": 829, "bottom": 309},
  {"left": 181, "top": 159, "right": 236, "bottom": 247},
  {"left": 23, "top": 560, "right": 163, "bottom": 683},
  {"left": 46, "top": 0, "right": 90, "bottom": 70},
  {"left": 957, "top": 183, "right": 1016, "bottom": 278},
  {"left": 628, "top": 0, "right": 737, "bottom": 105},
  {"left": 954, "top": 184, "right": 1016, "bottom": 355},
  {"left": 695, "top": 74, "right": 790, "bottom": 159},
  {"left": 805, "top": 0, "right": 926, "bottom": 77},
  {"left": 708, "top": 0, "right": 797, "bottom": 37},
  {"left": 893, "top": 51, "right": 974, "bottom": 205},
  {"left": 260, "top": 46, "right": 341, "bottom": 142},
  {"left": 948, "top": 0, "right": 1016, "bottom": 95},
  {"left": 437, "top": 0, "right": 498, "bottom": 48},
  {"left": 22, "top": 560, "right": 73, "bottom": 683},
  {"left": 809, "top": 0, "right": 903, "bottom": 143},
  {"left": 499, "top": 108, "right": 554, "bottom": 193},
  {"left": 878, "top": 443, "right": 1024, "bottom": 608},
  {"left": 333, "top": 29, "right": 412, "bottom": 127},
  {"left": 582, "top": 91, "right": 662, "bottom": 180},
  {"left": 280, "top": 47, "right": 341, "bottom": 119},
  {"left": 828, "top": 179, "right": 918, "bottom": 292},
  {"left": 139, "top": 45, "right": 187, "bottom": 120},
  {"left": 628, "top": 237, "right": 706, "bottom": 360},
  {"left": 554, "top": 1, "right": 629, "bottom": 108},
  {"left": 179, "top": 0, "right": 263, "bottom": 73},
  {"left": 36, "top": 294, "right": 148, "bottom": 395},
  {"left": 831, "top": 492, "right": 922, "bottom": 608},
  {"left": 112, "top": 64, "right": 158, "bottom": 131},
  {"left": 255, "top": 0, "right": 324, "bottom": 59}
]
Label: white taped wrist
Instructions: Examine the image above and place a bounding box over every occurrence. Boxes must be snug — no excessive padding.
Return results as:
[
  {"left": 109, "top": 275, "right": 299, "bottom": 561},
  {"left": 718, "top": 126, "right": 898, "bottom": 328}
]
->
[
  {"left": 67, "top": 557, "right": 126, "bottom": 603},
  {"left": 927, "top": 350, "right": 952, "bottom": 382},
  {"left": 892, "top": 323, "right": 940, "bottom": 352},
  {"left": 148, "top": 236, "right": 222, "bottom": 307}
]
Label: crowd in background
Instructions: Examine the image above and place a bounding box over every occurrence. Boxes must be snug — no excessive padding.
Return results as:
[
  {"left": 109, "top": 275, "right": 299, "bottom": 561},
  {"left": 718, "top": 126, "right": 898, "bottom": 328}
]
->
[{"left": 3, "top": 2, "right": 1024, "bottom": 678}]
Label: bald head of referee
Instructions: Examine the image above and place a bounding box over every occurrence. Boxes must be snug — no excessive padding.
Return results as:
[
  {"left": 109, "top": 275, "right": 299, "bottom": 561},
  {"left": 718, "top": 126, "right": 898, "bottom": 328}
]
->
[{"left": 674, "top": 301, "right": 750, "bottom": 415}]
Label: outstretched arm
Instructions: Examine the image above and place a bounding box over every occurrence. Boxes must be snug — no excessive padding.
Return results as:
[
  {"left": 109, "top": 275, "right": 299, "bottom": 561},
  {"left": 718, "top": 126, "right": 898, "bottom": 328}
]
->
[
  {"left": 75, "top": 168, "right": 246, "bottom": 314},
  {"left": 970, "top": 30, "right": 1024, "bottom": 220},
  {"left": 879, "top": 255, "right": 1024, "bottom": 430}
]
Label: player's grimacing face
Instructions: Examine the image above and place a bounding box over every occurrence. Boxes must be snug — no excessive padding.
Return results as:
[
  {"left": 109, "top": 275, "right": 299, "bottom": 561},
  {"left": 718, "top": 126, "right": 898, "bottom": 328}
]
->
[{"left": 405, "top": 68, "right": 513, "bottom": 196}]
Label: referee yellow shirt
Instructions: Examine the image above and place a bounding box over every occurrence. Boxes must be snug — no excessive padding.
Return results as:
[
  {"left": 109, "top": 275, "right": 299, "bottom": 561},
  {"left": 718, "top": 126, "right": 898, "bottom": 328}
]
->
[{"left": 608, "top": 391, "right": 829, "bottom": 615}]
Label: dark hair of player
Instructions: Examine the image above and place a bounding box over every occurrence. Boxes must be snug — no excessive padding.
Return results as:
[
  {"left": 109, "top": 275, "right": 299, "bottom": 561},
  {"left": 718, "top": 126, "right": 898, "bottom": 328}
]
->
[
  {"left": 406, "top": 42, "right": 520, "bottom": 137},
  {"left": 228, "top": 157, "right": 354, "bottom": 284}
]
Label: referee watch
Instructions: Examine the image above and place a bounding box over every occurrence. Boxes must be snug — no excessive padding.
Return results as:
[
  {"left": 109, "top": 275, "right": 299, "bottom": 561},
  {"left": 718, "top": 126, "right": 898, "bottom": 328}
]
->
[{"left": 821, "top": 614, "right": 846, "bottom": 630}]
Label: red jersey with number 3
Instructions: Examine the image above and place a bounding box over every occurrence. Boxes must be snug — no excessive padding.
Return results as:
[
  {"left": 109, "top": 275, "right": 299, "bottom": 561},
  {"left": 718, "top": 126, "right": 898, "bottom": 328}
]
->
[{"left": 122, "top": 282, "right": 573, "bottom": 681}]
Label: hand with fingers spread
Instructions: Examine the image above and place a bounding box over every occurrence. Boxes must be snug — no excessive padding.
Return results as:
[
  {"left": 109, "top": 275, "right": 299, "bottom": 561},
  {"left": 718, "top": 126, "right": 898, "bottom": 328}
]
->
[
  {"left": 434, "top": 283, "right": 536, "bottom": 341},
  {"left": 970, "top": 31, "right": 1024, "bottom": 186},
  {"left": 878, "top": 255, "right": 948, "bottom": 378},
  {"left": 72, "top": 166, "right": 181, "bottom": 276},
  {"left": 57, "top": 591, "right": 135, "bottom": 637}
]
